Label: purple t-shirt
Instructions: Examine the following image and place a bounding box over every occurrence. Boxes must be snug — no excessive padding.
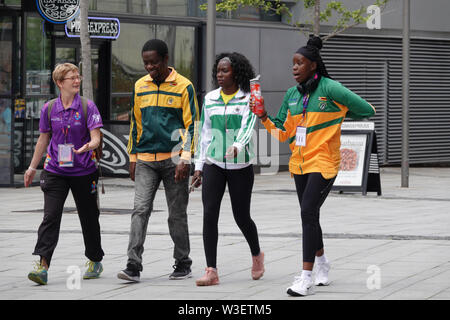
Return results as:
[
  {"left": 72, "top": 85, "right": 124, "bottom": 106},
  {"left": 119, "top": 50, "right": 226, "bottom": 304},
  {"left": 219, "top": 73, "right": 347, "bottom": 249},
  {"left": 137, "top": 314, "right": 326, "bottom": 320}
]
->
[{"left": 39, "top": 94, "right": 103, "bottom": 176}]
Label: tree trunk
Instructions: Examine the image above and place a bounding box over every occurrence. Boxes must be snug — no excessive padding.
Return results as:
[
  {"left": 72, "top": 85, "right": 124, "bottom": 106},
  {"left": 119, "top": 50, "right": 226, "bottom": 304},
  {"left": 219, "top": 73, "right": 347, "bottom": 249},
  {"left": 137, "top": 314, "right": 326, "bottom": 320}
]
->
[
  {"left": 313, "top": 0, "right": 320, "bottom": 36},
  {"left": 79, "top": 1, "right": 93, "bottom": 100}
]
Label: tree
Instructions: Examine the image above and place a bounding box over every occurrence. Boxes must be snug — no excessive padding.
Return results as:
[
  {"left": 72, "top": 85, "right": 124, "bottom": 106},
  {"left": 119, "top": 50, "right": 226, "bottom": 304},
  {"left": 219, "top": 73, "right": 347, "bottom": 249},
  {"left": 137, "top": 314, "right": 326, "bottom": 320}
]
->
[
  {"left": 203, "top": 0, "right": 389, "bottom": 42},
  {"left": 79, "top": 0, "right": 93, "bottom": 100}
]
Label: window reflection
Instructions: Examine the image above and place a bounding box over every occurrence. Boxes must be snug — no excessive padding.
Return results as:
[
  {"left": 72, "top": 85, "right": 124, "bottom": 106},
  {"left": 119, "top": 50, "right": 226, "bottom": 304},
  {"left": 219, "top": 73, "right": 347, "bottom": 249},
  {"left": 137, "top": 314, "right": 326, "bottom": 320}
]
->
[
  {"left": 111, "top": 23, "right": 196, "bottom": 121},
  {"left": 89, "top": 0, "right": 280, "bottom": 21},
  {"left": 0, "top": 99, "right": 11, "bottom": 184},
  {"left": 0, "top": 17, "right": 12, "bottom": 95},
  {"left": 26, "top": 17, "right": 51, "bottom": 96},
  {"left": 111, "top": 23, "right": 154, "bottom": 94},
  {"left": 111, "top": 96, "right": 132, "bottom": 121}
]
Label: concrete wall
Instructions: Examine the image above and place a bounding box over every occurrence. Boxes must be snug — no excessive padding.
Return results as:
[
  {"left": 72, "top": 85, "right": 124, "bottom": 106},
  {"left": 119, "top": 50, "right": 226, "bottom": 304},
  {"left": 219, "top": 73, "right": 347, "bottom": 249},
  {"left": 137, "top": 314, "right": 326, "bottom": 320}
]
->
[{"left": 287, "top": 0, "right": 450, "bottom": 37}]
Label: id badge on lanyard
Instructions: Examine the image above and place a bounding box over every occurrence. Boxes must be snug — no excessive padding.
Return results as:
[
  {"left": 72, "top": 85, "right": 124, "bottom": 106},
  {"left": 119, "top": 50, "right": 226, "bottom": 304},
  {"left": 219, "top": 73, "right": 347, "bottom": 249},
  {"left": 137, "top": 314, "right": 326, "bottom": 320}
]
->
[
  {"left": 58, "top": 117, "right": 74, "bottom": 167},
  {"left": 58, "top": 143, "right": 74, "bottom": 167},
  {"left": 296, "top": 94, "right": 309, "bottom": 147},
  {"left": 296, "top": 126, "right": 306, "bottom": 146}
]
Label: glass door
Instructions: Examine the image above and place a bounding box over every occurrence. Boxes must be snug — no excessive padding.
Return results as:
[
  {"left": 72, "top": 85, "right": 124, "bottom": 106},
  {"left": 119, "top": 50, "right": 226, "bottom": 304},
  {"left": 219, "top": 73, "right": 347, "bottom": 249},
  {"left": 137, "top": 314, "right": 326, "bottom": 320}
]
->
[
  {"left": 55, "top": 41, "right": 101, "bottom": 108},
  {"left": 0, "top": 14, "right": 15, "bottom": 186}
]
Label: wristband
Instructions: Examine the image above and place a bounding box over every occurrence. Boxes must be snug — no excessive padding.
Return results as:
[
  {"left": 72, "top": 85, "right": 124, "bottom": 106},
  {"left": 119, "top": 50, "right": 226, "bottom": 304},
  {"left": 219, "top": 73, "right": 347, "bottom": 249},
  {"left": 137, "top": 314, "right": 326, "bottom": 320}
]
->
[{"left": 28, "top": 166, "right": 37, "bottom": 172}]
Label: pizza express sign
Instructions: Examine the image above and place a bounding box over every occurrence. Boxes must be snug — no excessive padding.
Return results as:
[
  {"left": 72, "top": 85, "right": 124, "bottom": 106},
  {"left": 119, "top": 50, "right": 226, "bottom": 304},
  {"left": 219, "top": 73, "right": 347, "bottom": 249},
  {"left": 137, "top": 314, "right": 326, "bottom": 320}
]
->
[
  {"left": 36, "top": 0, "right": 80, "bottom": 24},
  {"left": 65, "top": 16, "right": 120, "bottom": 39}
]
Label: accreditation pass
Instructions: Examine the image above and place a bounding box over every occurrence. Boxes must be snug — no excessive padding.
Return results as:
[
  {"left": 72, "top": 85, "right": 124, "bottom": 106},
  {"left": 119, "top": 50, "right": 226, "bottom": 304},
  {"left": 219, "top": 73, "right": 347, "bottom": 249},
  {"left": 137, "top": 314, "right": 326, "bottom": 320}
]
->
[{"left": 295, "top": 126, "right": 306, "bottom": 146}]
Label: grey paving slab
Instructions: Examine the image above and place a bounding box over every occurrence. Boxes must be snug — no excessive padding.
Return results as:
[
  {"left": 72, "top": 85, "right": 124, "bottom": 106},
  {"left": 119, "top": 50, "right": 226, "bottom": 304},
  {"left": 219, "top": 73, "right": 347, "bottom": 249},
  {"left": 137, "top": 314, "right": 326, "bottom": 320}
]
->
[{"left": 0, "top": 167, "right": 449, "bottom": 301}]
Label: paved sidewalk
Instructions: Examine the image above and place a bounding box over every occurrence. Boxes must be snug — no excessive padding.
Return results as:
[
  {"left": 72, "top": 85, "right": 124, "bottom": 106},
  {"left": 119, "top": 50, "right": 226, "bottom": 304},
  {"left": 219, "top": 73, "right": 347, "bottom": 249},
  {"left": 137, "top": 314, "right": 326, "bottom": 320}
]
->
[{"left": 0, "top": 167, "right": 449, "bottom": 300}]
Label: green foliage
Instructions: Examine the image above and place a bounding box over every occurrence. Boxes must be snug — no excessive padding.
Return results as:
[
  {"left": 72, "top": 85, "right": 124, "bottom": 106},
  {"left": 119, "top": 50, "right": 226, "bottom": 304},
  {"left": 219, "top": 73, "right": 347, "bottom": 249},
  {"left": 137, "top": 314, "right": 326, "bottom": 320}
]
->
[{"left": 200, "top": 0, "right": 291, "bottom": 17}]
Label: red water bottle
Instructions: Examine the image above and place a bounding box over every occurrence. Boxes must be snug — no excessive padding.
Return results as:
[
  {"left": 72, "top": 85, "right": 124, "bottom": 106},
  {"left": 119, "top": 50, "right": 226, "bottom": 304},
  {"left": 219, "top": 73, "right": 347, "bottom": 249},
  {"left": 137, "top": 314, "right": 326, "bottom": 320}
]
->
[{"left": 250, "top": 75, "right": 264, "bottom": 116}]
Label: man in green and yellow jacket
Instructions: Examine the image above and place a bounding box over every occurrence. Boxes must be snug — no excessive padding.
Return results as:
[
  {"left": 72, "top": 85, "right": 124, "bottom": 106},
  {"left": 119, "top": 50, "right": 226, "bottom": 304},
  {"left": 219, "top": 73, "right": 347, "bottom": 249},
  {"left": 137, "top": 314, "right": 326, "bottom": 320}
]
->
[{"left": 118, "top": 39, "right": 199, "bottom": 283}]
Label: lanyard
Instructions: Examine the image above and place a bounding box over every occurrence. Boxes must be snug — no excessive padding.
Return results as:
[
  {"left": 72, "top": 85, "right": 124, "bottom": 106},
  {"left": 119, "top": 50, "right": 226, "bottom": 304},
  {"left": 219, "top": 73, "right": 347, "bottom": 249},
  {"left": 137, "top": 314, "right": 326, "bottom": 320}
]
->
[
  {"left": 62, "top": 110, "right": 73, "bottom": 144},
  {"left": 301, "top": 94, "right": 310, "bottom": 120}
]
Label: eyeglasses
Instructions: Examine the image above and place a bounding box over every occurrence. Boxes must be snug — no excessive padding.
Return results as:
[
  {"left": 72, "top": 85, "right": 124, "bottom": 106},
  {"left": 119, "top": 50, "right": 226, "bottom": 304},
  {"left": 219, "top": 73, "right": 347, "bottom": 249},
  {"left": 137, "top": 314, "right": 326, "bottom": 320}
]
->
[{"left": 62, "top": 75, "right": 82, "bottom": 82}]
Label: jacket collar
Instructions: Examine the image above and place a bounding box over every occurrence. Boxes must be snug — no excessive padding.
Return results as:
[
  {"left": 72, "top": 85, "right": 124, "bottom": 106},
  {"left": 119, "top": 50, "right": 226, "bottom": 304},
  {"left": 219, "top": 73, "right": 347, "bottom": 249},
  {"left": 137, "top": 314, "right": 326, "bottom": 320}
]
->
[
  {"left": 54, "top": 93, "right": 81, "bottom": 113},
  {"left": 144, "top": 67, "right": 178, "bottom": 83},
  {"left": 209, "top": 87, "right": 246, "bottom": 101}
]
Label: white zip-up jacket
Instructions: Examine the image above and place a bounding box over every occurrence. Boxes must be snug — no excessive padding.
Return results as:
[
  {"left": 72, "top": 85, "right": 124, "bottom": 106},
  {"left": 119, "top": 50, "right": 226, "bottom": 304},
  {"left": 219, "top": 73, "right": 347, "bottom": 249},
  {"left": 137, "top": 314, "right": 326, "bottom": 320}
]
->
[{"left": 194, "top": 88, "right": 257, "bottom": 171}]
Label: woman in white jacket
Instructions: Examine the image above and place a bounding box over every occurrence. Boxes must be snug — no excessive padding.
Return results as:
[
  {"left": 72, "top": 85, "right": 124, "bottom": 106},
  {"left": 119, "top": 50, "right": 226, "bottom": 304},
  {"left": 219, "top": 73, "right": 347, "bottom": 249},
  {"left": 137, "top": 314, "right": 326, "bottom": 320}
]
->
[{"left": 192, "top": 52, "right": 264, "bottom": 286}]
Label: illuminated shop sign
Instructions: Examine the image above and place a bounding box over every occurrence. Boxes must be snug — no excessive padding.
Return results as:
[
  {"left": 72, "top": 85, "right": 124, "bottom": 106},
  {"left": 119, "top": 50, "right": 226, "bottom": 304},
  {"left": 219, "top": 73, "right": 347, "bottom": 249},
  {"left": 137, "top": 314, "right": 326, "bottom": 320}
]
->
[
  {"left": 65, "top": 16, "right": 120, "bottom": 40},
  {"left": 65, "top": 17, "right": 120, "bottom": 39}
]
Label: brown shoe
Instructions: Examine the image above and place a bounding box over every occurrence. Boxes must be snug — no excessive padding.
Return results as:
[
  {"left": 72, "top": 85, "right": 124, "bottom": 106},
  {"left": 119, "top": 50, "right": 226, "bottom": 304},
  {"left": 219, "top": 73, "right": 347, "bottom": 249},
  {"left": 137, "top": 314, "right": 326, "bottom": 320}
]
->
[
  {"left": 196, "top": 267, "right": 219, "bottom": 286},
  {"left": 252, "top": 251, "right": 265, "bottom": 280}
]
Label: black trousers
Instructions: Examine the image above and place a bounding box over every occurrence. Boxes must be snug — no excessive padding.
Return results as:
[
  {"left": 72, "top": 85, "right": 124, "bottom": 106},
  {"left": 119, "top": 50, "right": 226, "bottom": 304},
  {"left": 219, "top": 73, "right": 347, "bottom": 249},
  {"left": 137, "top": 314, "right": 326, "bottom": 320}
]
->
[
  {"left": 293, "top": 173, "right": 335, "bottom": 263},
  {"left": 33, "top": 170, "right": 104, "bottom": 267},
  {"left": 202, "top": 163, "right": 260, "bottom": 268}
]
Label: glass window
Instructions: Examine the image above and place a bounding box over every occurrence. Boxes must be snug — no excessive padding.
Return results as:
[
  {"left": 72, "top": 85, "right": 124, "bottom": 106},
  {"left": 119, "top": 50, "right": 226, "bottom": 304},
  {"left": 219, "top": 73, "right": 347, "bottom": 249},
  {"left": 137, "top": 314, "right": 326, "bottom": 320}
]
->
[
  {"left": 0, "top": 17, "right": 12, "bottom": 95},
  {"left": 111, "top": 96, "right": 132, "bottom": 121},
  {"left": 110, "top": 23, "right": 197, "bottom": 121},
  {"left": 153, "top": 0, "right": 187, "bottom": 16},
  {"left": 156, "top": 25, "right": 196, "bottom": 82},
  {"left": 26, "top": 17, "right": 51, "bottom": 96},
  {"left": 55, "top": 47, "right": 76, "bottom": 65},
  {"left": 111, "top": 23, "right": 154, "bottom": 94},
  {"left": 89, "top": 0, "right": 127, "bottom": 13},
  {"left": 89, "top": 0, "right": 279, "bottom": 21},
  {"left": 0, "top": 98, "right": 12, "bottom": 184},
  {"left": 90, "top": 0, "right": 188, "bottom": 16},
  {"left": 5, "top": 0, "right": 21, "bottom": 5},
  {"left": 111, "top": 23, "right": 155, "bottom": 120},
  {"left": 0, "top": 17, "right": 13, "bottom": 184}
]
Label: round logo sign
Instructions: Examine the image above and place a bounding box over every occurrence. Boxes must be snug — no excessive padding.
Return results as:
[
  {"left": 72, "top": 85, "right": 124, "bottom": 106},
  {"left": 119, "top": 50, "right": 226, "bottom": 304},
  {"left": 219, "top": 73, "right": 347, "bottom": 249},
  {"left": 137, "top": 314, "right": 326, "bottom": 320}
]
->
[{"left": 36, "top": 0, "right": 80, "bottom": 24}]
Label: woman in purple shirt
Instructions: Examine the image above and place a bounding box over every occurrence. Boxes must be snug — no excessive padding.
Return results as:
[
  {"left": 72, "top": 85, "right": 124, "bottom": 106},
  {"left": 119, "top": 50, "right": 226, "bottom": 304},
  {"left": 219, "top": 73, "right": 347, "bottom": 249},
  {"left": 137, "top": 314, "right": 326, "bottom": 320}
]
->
[{"left": 24, "top": 63, "right": 104, "bottom": 285}]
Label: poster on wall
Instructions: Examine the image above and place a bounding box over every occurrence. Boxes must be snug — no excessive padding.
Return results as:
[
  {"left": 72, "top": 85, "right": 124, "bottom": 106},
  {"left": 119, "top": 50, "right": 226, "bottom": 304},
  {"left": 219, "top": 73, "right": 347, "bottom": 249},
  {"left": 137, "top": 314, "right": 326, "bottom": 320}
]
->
[{"left": 334, "top": 134, "right": 367, "bottom": 187}]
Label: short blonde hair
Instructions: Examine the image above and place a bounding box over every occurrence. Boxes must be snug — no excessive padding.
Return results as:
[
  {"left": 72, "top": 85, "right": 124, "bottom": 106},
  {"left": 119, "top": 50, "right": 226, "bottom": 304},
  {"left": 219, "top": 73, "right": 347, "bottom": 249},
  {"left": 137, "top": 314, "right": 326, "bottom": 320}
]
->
[{"left": 52, "top": 63, "right": 79, "bottom": 85}]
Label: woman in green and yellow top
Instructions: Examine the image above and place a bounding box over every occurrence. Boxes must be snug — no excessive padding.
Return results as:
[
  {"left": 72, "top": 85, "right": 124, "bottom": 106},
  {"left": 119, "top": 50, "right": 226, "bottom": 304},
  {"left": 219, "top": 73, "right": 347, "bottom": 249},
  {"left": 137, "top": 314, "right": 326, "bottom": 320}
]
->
[
  {"left": 251, "top": 35, "right": 375, "bottom": 297},
  {"left": 192, "top": 52, "right": 264, "bottom": 286}
]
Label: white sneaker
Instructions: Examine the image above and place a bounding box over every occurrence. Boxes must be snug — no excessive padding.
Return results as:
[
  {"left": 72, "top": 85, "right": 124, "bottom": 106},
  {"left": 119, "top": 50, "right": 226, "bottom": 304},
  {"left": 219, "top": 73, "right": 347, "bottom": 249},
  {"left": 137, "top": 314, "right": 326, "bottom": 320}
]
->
[
  {"left": 287, "top": 276, "right": 315, "bottom": 296},
  {"left": 314, "top": 261, "right": 331, "bottom": 286}
]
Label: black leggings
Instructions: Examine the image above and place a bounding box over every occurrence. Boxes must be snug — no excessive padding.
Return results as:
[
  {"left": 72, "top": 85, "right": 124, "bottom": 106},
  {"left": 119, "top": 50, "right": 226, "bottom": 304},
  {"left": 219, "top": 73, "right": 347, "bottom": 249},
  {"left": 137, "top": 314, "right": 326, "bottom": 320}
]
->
[
  {"left": 201, "top": 163, "right": 260, "bottom": 268},
  {"left": 294, "top": 173, "right": 335, "bottom": 263}
]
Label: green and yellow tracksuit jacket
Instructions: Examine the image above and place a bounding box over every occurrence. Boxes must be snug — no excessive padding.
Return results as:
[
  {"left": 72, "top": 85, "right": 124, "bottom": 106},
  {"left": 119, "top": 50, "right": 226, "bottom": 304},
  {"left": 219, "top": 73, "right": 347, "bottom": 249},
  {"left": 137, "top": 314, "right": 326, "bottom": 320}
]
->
[
  {"left": 262, "top": 76, "right": 375, "bottom": 179},
  {"left": 195, "top": 88, "right": 256, "bottom": 171},
  {"left": 127, "top": 67, "right": 199, "bottom": 162}
]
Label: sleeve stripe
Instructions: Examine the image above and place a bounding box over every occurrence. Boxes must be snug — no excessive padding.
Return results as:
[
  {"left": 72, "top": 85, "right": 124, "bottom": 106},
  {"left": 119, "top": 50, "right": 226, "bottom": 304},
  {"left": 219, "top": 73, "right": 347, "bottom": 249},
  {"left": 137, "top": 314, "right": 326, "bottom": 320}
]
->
[
  {"left": 237, "top": 112, "right": 257, "bottom": 145},
  {"left": 127, "top": 89, "right": 136, "bottom": 154},
  {"left": 186, "top": 84, "right": 200, "bottom": 153}
]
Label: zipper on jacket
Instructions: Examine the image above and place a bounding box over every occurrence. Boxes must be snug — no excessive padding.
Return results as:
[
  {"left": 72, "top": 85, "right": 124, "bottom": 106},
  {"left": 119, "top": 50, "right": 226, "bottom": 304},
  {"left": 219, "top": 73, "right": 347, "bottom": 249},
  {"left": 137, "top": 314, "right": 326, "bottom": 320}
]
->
[
  {"left": 298, "top": 147, "right": 304, "bottom": 174},
  {"left": 154, "top": 82, "right": 160, "bottom": 156},
  {"left": 224, "top": 101, "right": 227, "bottom": 170},
  {"left": 298, "top": 102, "right": 307, "bottom": 174}
]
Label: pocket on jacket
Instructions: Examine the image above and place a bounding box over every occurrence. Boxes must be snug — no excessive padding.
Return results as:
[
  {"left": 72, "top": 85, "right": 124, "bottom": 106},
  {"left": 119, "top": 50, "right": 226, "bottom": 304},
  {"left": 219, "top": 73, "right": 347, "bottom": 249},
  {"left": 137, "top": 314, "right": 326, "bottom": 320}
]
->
[{"left": 40, "top": 170, "right": 48, "bottom": 192}]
